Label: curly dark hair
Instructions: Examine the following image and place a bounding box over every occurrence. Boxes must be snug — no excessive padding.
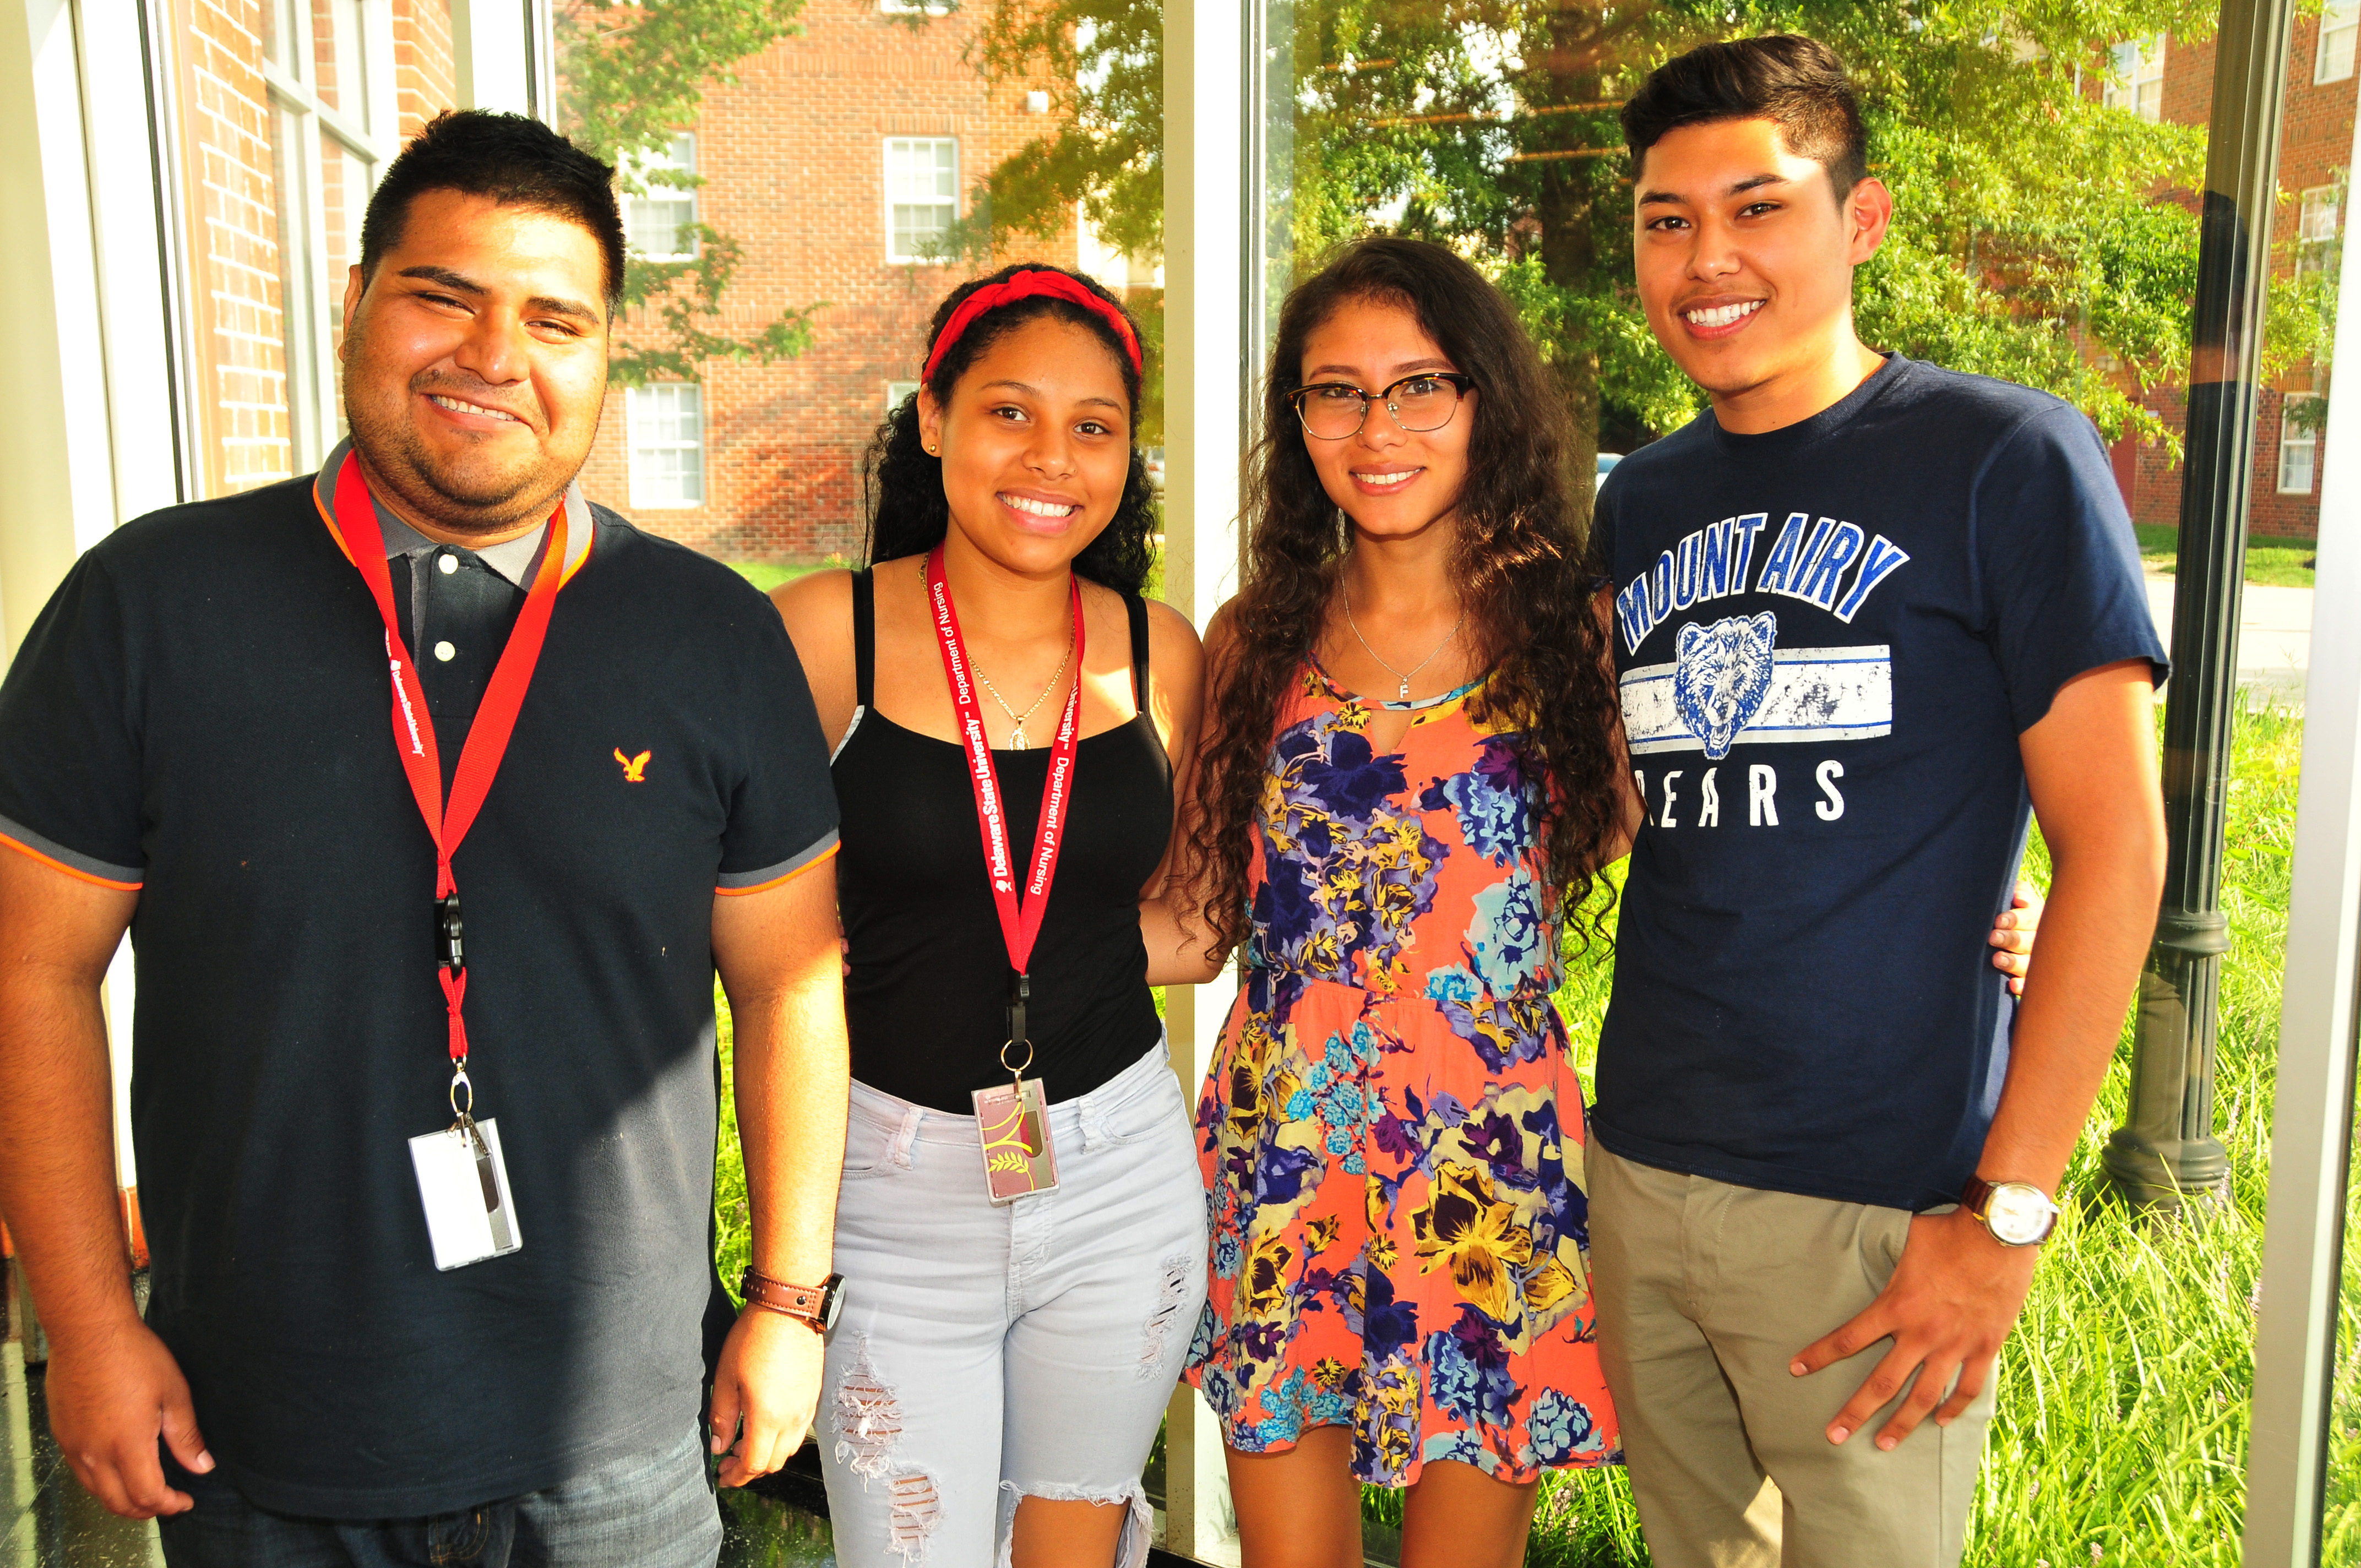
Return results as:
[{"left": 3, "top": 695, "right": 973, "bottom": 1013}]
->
[
  {"left": 1187, "top": 236, "right": 1624, "bottom": 954},
  {"left": 863, "top": 262, "right": 1158, "bottom": 595}
]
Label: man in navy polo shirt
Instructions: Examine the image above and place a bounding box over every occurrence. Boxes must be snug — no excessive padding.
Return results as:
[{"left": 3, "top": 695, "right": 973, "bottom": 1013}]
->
[
  {"left": 0, "top": 112, "right": 847, "bottom": 1566},
  {"left": 1584, "top": 37, "right": 2169, "bottom": 1567}
]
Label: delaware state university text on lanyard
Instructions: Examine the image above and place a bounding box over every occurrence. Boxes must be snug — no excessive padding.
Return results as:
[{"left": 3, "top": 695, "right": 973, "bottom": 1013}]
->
[
  {"left": 926, "top": 546, "right": 1082, "bottom": 1203},
  {"left": 328, "top": 454, "right": 564, "bottom": 1270}
]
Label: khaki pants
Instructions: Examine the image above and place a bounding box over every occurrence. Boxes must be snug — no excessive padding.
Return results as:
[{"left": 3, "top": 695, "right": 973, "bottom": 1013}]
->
[{"left": 1586, "top": 1142, "right": 1994, "bottom": 1568}]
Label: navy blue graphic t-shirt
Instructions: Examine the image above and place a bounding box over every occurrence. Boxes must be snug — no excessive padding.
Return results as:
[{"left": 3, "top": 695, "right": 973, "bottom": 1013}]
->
[{"left": 1588, "top": 354, "right": 2165, "bottom": 1212}]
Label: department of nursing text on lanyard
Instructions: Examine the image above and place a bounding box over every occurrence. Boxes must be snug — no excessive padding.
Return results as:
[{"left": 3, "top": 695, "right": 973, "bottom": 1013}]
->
[
  {"left": 926, "top": 545, "right": 1080, "bottom": 1203},
  {"left": 329, "top": 454, "right": 559, "bottom": 1268}
]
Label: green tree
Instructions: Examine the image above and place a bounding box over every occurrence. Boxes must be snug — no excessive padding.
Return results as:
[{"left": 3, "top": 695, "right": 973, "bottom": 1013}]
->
[
  {"left": 557, "top": 0, "right": 825, "bottom": 385},
  {"left": 967, "top": 0, "right": 2336, "bottom": 524}
]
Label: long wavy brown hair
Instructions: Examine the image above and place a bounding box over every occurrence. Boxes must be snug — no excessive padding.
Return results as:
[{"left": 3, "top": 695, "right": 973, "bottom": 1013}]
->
[{"left": 1185, "top": 236, "right": 1624, "bottom": 955}]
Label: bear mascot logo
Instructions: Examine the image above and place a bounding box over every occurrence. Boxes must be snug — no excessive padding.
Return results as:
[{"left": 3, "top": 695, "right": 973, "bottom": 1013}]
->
[{"left": 1672, "top": 612, "right": 1778, "bottom": 761}]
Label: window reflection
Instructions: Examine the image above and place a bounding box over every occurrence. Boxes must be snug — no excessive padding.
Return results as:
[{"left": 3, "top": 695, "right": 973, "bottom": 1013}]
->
[{"left": 161, "top": 0, "right": 459, "bottom": 499}]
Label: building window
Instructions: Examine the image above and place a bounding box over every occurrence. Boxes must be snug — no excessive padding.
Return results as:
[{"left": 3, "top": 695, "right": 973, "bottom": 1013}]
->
[
  {"left": 2106, "top": 37, "right": 2166, "bottom": 121},
  {"left": 2321, "top": 0, "right": 2358, "bottom": 84},
  {"left": 885, "top": 379, "right": 921, "bottom": 414},
  {"left": 2299, "top": 183, "right": 2343, "bottom": 279},
  {"left": 884, "top": 138, "right": 958, "bottom": 263},
  {"left": 2279, "top": 395, "right": 2320, "bottom": 496},
  {"left": 625, "top": 134, "right": 700, "bottom": 262},
  {"left": 628, "top": 384, "right": 706, "bottom": 509}
]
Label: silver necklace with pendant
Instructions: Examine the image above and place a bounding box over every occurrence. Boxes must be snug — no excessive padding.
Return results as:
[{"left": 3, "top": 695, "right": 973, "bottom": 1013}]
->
[{"left": 1341, "top": 576, "right": 1466, "bottom": 702}]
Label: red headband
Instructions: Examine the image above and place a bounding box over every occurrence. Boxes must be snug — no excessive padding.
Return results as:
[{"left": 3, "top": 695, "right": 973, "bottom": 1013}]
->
[{"left": 920, "top": 269, "right": 1143, "bottom": 386}]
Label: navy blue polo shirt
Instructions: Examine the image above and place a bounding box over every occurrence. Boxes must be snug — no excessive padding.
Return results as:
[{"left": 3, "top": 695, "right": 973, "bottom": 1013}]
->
[
  {"left": 1588, "top": 355, "right": 2165, "bottom": 1213},
  {"left": 0, "top": 448, "right": 838, "bottom": 1516}
]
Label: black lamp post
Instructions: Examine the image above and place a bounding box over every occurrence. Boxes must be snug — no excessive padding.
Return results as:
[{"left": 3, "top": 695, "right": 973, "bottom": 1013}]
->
[{"left": 2100, "top": 0, "right": 2297, "bottom": 1211}]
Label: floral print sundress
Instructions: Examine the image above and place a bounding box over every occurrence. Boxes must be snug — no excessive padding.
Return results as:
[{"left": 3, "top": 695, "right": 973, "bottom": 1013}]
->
[{"left": 1185, "top": 660, "right": 1619, "bottom": 1487}]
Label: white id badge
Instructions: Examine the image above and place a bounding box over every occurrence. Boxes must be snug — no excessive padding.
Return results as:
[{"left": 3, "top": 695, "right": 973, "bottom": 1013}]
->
[{"left": 408, "top": 1118, "right": 523, "bottom": 1270}]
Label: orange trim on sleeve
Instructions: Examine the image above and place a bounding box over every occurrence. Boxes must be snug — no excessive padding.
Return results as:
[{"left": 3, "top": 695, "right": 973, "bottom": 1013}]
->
[
  {"left": 0, "top": 831, "right": 143, "bottom": 892},
  {"left": 714, "top": 839, "right": 840, "bottom": 897}
]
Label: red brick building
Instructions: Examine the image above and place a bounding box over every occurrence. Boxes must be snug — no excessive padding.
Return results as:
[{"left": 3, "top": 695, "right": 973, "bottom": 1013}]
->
[
  {"left": 2112, "top": 10, "right": 2354, "bottom": 539},
  {"left": 569, "top": 1, "right": 1103, "bottom": 563}
]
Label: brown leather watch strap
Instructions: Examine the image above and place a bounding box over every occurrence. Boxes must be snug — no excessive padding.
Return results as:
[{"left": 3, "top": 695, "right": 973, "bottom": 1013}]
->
[{"left": 741, "top": 1268, "right": 828, "bottom": 1331}]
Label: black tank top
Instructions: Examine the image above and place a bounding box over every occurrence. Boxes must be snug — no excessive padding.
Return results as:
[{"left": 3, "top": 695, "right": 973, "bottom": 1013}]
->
[{"left": 833, "top": 569, "right": 1172, "bottom": 1111}]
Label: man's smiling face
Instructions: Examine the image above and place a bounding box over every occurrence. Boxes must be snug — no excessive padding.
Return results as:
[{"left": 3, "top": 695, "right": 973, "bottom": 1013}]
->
[
  {"left": 339, "top": 188, "right": 611, "bottom": 538},
  {"left": 1633, "top": 116, "right": 1891, "bottom": 424}
]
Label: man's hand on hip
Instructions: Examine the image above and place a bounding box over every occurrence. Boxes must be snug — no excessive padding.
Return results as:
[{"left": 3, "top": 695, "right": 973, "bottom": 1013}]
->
[
  {"left": 1789, "top": 1206, "right": 2038, "bottom": 1451},
  {"left": 709, "top": 1306, "right": 823, "bottom": 1487},
  {"left": 45, "top": 1313, "right": 211, "bottom": 1517}
]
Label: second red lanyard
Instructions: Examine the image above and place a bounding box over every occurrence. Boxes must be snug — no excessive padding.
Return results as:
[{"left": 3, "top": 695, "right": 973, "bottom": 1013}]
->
[{"left": 924, "top": 546, "right": 1083, "bottom": 987}]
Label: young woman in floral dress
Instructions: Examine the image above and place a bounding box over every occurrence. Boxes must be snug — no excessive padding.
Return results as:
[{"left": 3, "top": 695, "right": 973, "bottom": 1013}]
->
[
  {"left": 1176, "top": 237, "right": 2046, "bottom": 1567},
  {"left": 1179, "top": 237, "right": 1633, "bottom": 1567}
]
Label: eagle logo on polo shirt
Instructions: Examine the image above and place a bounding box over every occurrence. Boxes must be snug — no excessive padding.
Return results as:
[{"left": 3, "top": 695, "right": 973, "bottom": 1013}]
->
[{"left": 613, "top": 748, "right": 652, "bottom": 783}]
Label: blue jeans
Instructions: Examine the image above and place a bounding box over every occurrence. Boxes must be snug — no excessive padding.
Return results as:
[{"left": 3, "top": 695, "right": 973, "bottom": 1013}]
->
[
  {"left": 156, "top": 1427, "right": 722, "bottom": 1568},
  {"left": 821, "top": 1037, "right": 1208, "bottom": 1567}
]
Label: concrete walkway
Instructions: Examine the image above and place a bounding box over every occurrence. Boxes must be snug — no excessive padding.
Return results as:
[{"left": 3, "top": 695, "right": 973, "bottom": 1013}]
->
[{"left": 2144, "top": 574, "right": 2314, "bottom": 700}]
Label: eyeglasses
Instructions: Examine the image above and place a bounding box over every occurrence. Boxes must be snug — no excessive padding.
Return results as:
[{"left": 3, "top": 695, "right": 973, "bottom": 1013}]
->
[{"left": 1287, "top": 372, "right": 1476, "bottom": 440}]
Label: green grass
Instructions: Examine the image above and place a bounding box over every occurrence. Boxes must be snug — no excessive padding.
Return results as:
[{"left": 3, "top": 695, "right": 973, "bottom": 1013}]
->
[
  {"left": 727, "top": 560, "right": 839, "bottom": 594},
  {"left": 710, "top": 699, "right": 2309, "bottom": 1564},
  {"left": 2137, "top": 524, "right": 2316, "bottom": 589}
]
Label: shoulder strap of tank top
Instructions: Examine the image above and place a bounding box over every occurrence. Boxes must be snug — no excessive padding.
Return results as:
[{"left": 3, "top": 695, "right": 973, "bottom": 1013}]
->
[
  {"left": 1125, "top": 592, "right": 1151, "bottom": 711},
  {"left": 852, "top": 569, "right": 876, "bottom": 707}
]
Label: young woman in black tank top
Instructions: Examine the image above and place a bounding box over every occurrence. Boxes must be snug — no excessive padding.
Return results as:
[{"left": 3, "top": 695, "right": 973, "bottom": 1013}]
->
[{"left": 772, "top": 265, "right": 1216, "bottom": 1568}]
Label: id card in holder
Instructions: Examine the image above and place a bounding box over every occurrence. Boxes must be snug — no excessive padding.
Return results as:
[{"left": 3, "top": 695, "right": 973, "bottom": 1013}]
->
[
  {"left": 973, "top": 1079, "right": 1058, "bottom": 1204},
  {"left": 409, "top": 1117, "right": 523, "bottom": 1270}
]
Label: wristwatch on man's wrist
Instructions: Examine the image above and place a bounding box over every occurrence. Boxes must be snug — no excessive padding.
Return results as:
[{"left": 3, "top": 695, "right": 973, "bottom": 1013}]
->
[
  {"left": 740, "top": 1268, "right": 846, "bottom": 1334},
  {"left": 1959, "top": 1175, "right": 2060, "bottom": 1247}
]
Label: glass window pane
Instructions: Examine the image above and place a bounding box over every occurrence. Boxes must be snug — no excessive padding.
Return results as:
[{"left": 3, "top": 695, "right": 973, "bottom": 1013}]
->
[
  {"left": 161, "top": 0, "right": 455, "bottom": 499},
  {"left": 393, "top": 0, "right": 458, "bottom": 138},
  {"left": 628, "top": 384, "right": 705, "bottom": 509},
  {"left": 311, "top": 0, "right": 368, "bottom": 124},
  {"left": 554, "top": 0, "right": 1160, "bottom": 650},
  {"left": 2321, "top": 0, "right": 2359, "bottom": 85},
  {"left": 1242, "top": 6, "right": 2336, "bottom": 1564},
  {"left": 625, "top": 135, "right": 699, "bottom": 261},
  {"left": 317, "top": 132, "right": 371, "bottom": 404},
  {"left": 167, "top": 0, "right": 297, "bottom": 495}
]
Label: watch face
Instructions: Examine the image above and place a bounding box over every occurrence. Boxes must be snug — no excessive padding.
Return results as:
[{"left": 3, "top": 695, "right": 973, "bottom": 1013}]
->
[
  {"left": 820, "top": 1273, "right": 847, "bottom": 1331},
  {"left": 1987, "top": 1185, "right": 2055, "bottom": 1245}
]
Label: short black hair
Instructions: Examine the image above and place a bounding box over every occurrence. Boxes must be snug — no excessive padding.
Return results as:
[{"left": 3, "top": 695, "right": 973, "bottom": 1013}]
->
[
  {"left": 359, "top": 110, "right": 627, "bottom": 312},
  {"left": 1622, "top": 35, "right": 1869, "bottom": 200}
]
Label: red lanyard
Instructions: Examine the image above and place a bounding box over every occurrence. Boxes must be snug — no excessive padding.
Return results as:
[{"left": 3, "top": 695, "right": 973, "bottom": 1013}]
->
[
  {"left": 325, "top": 454, "right": 568, "bottom": 1067},
  {"left": 924, "top": 546, "right": 1083, "bottom": 1000}
]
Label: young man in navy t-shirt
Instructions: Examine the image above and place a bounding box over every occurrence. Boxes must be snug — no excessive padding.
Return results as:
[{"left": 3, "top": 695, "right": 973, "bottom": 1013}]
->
[{"left": 1585, "top": 36, "right": 2168, "bottom": 1567}]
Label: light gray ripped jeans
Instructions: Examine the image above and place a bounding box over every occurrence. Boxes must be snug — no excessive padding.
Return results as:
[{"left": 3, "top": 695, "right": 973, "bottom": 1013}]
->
[{"left": 821, "top": 1037, "right": 1209, "bottom": 1567}]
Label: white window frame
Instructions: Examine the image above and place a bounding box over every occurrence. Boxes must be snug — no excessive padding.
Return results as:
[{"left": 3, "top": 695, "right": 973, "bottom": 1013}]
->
[
  {"left": 2106, "top": 36, "right": 2166, "bottom": 122},
  {"left": 883, "top": 137, "right": 960, "bottom": 264},
  {"left": 2299, "top": 183, "right": 2343, "bottom": 280},
  {"left": 885, "top": 379, "right": 921, "bottom": 414},
  {"left": 627, "top": 383, "right": 707, "bottom": 510},
  {"left": 256, "top": 0, "right": 400, "bottom": 473},
  {"left": 624, "top": 134, "right": 701, "bottom": 263},
  {"left": 2279, "top": 394, "right": 2321, "bottom": 495},
  {"left": 2320, "top": 0, "right": 2358, "bottom": 85},
  {"left": 2303, "top": 184, "right": 2342, "bottom": 246}
]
